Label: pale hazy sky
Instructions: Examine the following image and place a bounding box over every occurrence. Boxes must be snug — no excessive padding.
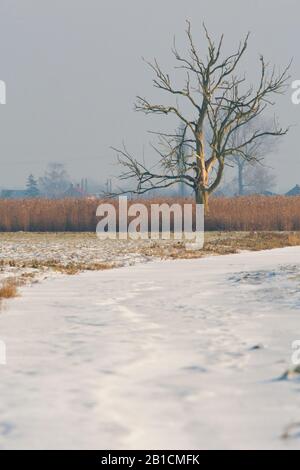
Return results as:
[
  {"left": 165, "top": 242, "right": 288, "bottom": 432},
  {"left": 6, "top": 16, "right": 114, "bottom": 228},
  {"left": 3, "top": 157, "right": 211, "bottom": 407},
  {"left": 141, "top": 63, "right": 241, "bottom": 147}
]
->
[{"left": 0, "top": 0, "right": 299, "bottom": 191}]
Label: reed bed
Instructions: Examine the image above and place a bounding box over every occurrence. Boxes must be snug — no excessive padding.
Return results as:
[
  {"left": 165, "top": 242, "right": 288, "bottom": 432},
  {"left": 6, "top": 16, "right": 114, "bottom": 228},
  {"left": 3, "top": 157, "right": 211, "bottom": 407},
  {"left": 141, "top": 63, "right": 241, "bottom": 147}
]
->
[{"left": 0, "top": 196, "right": 298, "bottom": 232}]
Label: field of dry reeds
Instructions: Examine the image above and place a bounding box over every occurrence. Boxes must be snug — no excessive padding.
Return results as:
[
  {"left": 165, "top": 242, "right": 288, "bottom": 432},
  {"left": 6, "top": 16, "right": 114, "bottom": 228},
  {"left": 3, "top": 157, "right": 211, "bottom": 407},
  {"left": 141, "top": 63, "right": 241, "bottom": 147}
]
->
[{"left": 0, "top": 195, "right": 298, "bottom": 232}]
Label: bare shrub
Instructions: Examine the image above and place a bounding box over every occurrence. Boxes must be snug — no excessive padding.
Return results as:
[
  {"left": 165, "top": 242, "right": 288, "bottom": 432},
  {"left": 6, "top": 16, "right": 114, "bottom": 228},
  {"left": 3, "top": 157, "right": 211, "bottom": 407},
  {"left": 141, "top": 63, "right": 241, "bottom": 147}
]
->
[{"left": 0, "top": 279, "right": 18, "bottom": 299}]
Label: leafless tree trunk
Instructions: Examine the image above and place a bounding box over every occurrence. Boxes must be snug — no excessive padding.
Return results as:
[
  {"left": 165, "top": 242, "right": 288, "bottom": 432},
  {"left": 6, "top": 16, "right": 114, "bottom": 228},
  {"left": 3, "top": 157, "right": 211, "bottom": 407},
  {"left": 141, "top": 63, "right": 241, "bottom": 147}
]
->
[
  {"left": 228, "top": 119, "right": 279, "bottom": 196},
  {"left": 112, "top": 22, "right": 290, "bottom": 214},
  {"left": 175, "top": 123, "right": 189, "bottom": 198},
  {"left": 237, "top": 159, "right": 246, "bottom": 195}
]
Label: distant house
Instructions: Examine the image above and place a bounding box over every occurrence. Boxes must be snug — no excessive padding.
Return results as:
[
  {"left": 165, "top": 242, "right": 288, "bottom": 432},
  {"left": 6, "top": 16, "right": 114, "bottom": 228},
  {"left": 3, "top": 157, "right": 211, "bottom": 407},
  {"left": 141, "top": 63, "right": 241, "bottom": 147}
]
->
[
  {"left": 285, "top": 185, "right": 300, "bottom": 196},
  {"left": 63, "top": 183, "right": 86, "bottom": 198},
  {"left": 260, "top": 190, "right": 278, "bottom": 196},
  {"left": 1, "top": 189, "right": 28, "bottom": 199}
]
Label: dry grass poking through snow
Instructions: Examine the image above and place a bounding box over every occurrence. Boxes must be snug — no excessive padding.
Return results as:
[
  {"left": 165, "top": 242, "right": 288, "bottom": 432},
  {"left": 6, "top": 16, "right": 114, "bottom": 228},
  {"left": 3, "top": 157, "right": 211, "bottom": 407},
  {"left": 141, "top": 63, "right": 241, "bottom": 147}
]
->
[
  {"left": 0, "top": 278, "right": 18, "bottom": 300},
  {"left": 0, "top": 231, "right": 299, "bottom": 301},
  {"left": 136, "top": 231, "right": 300, "bottom": 260}
]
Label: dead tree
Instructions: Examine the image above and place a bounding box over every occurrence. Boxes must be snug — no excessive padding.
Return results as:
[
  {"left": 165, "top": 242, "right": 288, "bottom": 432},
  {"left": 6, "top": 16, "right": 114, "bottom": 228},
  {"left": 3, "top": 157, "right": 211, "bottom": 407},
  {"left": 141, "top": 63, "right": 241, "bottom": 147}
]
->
[
  {"left": 175, "top": 123, "right": 189, "bottom": 197},
  {"left": 113, "top": 22, "right": 290, "bottom": 213},
  {"left": 243, "top": 164, "right": 276, "bottom": 195},
  {"left": 228, "top": 119, "right": 278, "bottom": 195}
]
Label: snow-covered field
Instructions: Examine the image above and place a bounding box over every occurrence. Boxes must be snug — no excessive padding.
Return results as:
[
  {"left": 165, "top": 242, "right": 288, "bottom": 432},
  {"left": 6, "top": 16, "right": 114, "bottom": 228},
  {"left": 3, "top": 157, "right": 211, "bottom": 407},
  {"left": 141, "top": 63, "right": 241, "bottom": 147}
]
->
[
  {"left": 0, "top": 233, "right": 155, "bottom": 284},
  {"left": 0, "top": 246, "right": 300, "bottom": 449}
]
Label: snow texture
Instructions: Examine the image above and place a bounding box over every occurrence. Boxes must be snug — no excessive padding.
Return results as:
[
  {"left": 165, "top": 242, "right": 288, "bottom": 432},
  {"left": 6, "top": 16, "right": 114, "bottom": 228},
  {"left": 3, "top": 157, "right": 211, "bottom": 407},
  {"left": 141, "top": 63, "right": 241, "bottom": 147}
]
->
[{"left": 0, "top": 246, "right": 300, "bottom": 449}]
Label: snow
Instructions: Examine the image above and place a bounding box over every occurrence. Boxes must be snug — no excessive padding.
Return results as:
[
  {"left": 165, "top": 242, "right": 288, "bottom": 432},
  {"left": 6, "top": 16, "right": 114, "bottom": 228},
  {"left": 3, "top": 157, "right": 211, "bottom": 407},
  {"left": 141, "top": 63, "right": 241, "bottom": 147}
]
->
[
  {"left": 0, "top": 246, "right": 300, "bottom": 449},
  {"left": 0, "top": 233, "right": 156, "bottom": 285}
]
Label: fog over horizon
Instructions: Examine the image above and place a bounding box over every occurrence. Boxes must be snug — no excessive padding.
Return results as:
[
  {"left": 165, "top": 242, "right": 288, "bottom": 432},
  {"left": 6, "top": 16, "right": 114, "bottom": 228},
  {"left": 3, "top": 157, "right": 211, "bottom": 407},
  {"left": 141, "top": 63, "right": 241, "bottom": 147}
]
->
[{"left": 0, "top": 0, "right": 299, "bottom": 193}]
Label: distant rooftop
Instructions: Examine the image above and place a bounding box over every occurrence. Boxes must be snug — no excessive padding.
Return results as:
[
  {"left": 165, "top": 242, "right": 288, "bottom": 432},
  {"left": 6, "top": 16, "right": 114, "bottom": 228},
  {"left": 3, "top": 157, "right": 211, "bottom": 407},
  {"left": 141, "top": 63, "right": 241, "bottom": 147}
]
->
[
  {"left": 285, "top": 185, "right": 300, "bottom": 196},
  {"left": 1, "top": 189, "right": 28, "bottom": 199}
]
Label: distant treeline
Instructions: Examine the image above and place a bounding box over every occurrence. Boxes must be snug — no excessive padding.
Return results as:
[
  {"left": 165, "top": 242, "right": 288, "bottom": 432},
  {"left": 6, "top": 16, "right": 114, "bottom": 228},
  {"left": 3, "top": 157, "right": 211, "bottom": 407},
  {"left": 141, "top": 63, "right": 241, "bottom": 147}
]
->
[{"left": 0, "top": 196, "right": 299, "bottom": 232}]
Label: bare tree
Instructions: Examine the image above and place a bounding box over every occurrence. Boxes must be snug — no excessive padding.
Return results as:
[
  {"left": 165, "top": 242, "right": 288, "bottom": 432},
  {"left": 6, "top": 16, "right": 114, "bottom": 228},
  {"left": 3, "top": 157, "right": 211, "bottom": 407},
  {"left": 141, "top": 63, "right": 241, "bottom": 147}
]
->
[
  {"left": 175, "top": 123, "right": 189, "bottom": 197},
  {"left": 228, "top": 119, "right": 278, "bottom": 195},
  {"left": 243, "top": 163, "right": 276, "bottom": 195},
  {"left": 113, "top": 22, "right": 290, "bottom": 213},
  {"left": 39, "top": 163, "right": 70, "bottom": 199}
]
